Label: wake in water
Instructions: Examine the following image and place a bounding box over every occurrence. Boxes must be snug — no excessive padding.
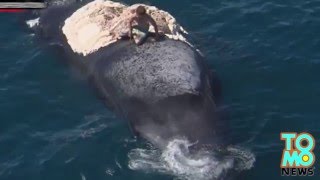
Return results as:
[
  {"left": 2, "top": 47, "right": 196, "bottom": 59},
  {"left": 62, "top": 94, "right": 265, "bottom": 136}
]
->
[{"left": 128, "top": 138, "right": 255, "bottom": 180}]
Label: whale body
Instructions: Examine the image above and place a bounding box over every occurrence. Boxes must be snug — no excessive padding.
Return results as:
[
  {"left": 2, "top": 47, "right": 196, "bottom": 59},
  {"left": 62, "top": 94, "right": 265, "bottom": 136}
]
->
[
  {"left": 32, "top": 0, "right": 227, "bottom": 149},
  {"left": 26, "top": 2, "right": 259, "bottom": 179},
  {"left": 78, "top": 39, "right": 226, "bottom": 148}
]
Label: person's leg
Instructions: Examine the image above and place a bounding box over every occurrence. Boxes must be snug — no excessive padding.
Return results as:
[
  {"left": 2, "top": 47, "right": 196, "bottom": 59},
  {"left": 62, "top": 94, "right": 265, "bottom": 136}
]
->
[
  {"left": 150, "top": 32, "right": 165, "bottom": 39},
  {"left": 118, "top": 32, "right": 130, "bottom": 40},
  {"left": 136, "top": 32, "right": 150, "bottom": 46},
  {"left": 148, "top": 32, "right": 156, "bottom": 38}
]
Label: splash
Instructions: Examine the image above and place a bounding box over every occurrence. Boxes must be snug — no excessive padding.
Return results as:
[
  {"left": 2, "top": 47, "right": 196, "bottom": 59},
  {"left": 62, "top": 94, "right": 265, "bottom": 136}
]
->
[
  {"left": 128, "top": 138, "right": 255, "bottom": 180},
  {"left": 26, "top": 18, "right": 40, "bottom": 28}
]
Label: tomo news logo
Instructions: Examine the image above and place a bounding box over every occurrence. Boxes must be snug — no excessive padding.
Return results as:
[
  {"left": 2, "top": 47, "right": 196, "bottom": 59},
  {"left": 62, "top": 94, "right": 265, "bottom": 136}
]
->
[{"left": 280, "top": 132, "right": 315, "bottom": 176}]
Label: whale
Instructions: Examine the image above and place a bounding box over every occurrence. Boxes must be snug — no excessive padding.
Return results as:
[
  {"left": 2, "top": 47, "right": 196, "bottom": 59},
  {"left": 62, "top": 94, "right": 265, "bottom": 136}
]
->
[
  {"left": 23, "top": 1, "right": 260, "bottom": 179},
  {"left": 29, "top": 0, "right": 228, "bottom": 150}
]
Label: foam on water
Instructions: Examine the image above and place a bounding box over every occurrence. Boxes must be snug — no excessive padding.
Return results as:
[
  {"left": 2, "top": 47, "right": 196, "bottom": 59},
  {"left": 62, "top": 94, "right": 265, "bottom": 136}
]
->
[
  {"left": 48, "top": 0, "right": 78, "bottom": 6},
  {"left": 26, "top": 18, "right": 40, "bottom": 28},
  {"left": 128, "top": 138, "right": 255, "bottom": 180}
]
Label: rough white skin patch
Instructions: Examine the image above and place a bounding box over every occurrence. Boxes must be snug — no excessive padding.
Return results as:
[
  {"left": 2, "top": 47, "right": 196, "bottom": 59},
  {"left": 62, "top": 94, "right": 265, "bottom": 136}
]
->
[
  {"left": 62, "top": 0, "right": 189, "bottom": 56},
  {"left": 77, "top": 23, "right": 100, "bottom": 46}
]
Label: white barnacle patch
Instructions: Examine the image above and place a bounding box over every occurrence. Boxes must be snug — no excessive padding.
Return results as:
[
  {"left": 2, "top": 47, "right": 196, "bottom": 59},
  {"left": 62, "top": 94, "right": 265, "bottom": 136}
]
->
[
  {"left": 77, "top": 23, "right": 101, "bottom": 47},
  {"left": 62, "top": 0, "right": 189, "bottom": 56}
]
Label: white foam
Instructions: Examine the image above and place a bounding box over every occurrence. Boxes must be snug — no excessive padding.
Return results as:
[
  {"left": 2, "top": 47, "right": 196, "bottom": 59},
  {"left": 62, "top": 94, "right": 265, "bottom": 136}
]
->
[
  {"left": 226, "top": 146, "right": 256, "bottom": 171},
  {"left": 80, "top": 173, "right": 86, "bottom": 180},
  {"left": 26, "top": 18, "right": 40, "bottom": 28},
  {"left": 50, "top": 0, "right": 78, "bottom": 6},
  {"left": 62, "top": 0, "right": 190, "bottom": 56},
  {"left": 128, "top": 138, "right": 255, "bottom": 180}
]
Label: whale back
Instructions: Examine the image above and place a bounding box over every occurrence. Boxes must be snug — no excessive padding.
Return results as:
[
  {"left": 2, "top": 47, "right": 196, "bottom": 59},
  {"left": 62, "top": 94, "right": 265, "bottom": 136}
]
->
[
  {"left": 33, "top": 1, "right": 227, "bottom": 148},
  {"left": 85, "top": 40, "right": 203, "bottom": 104},
  {"left": 74, "top": 39, "right": 225, "bottom": 146}
]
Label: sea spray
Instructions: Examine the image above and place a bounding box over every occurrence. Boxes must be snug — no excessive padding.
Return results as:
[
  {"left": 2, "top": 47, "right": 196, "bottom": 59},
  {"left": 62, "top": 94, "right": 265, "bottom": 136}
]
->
[
  {"left": 128, "top": 138, "right": 255, "bottom": 180},
  {"left": 26, "top": 18, "right": 40, "bottom": 28}
]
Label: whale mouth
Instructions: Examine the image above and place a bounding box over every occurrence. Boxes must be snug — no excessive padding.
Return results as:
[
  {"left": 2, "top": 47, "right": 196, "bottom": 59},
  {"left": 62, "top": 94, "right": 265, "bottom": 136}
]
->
[{"left": 128, "top": 138, "right": 255, "bottom": 180}]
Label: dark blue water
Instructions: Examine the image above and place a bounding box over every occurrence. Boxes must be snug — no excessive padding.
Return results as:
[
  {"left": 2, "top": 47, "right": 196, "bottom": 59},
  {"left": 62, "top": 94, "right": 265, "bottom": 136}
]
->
[{"left": 1, "top": 0, "right": 320, "bottom": 179}]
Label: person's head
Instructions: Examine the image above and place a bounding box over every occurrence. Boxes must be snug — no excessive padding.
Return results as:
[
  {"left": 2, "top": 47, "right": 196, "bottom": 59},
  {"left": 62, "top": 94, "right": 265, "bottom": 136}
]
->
[{"left": 136, "top": 6, "right": 146, "bottom": 16}]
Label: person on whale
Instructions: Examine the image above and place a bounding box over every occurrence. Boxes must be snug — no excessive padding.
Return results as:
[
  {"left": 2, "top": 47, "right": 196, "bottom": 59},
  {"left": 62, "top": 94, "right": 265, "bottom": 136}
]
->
[{"left": 128, "top": 6, "right": 160, "bottom": 45}]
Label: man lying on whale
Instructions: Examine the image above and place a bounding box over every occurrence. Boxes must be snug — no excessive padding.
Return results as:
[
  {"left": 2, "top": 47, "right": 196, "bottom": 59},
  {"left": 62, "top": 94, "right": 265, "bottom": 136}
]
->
[{"left": 127, "top": 6, "right": 160, "bottom": 45}]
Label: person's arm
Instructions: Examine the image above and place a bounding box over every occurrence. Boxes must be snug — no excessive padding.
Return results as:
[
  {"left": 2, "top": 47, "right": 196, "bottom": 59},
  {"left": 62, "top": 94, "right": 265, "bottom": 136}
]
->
[
  {"left": 129, "top": 17, "right": 135, "bottom": 39},
  {"left": 148, "top": 16, "right": 159, "bottom": 38}
]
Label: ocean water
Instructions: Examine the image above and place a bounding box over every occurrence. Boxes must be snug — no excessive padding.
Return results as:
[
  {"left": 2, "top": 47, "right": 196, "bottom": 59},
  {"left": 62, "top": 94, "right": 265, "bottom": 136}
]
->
[{"left": 1, "top": 0, "right": 320, "bottom": 180}]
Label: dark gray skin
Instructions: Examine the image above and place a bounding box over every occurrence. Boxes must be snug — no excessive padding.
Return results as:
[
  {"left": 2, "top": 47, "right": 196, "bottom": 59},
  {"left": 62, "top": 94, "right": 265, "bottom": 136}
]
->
[
  {"left": 83, "top": 40, "right": 227, "bottom": 148},
  {"left": 30, "top": 1, "right": 228, "bottom": 150}
]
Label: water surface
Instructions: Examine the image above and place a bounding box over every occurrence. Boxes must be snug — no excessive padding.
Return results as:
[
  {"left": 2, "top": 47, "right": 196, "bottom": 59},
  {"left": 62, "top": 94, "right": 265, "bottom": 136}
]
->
[{"left": 1, "top": 0, "right": 320, "bottom": 179}]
